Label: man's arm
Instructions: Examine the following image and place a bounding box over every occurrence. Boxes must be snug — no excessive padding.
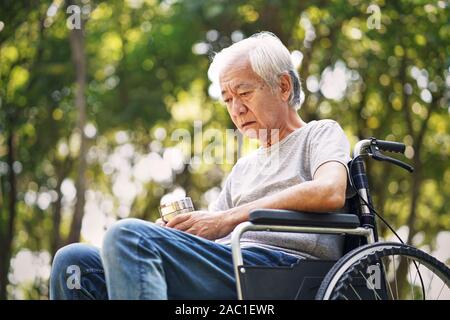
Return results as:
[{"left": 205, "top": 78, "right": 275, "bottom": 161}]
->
[
  {"left": 166, "top": 161, "right": 347, "bottom": 240},
  {"left": 222, "top": 161, "right": 348, "bottom": 231}
]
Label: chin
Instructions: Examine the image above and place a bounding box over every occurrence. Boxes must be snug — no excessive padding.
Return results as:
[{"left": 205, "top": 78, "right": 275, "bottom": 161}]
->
[{"left": 241, "top": 127, "right": 259, "bottom": 139}]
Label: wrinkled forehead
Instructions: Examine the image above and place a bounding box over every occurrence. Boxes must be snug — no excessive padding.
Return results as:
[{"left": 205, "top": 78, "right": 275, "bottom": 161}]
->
[{"left": 219, "top": 59, "right": 262, "bottom": 93}]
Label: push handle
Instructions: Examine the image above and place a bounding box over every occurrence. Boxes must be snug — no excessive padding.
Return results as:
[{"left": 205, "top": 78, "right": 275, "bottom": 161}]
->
[{"left": 376, "top": 140, "right": 406, "bottom": 154}]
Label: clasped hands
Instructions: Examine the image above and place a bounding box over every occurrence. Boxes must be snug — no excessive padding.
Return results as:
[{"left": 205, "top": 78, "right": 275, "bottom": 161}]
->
[{"left": 155, "top": 210, "right": 234, "bottom": 240}]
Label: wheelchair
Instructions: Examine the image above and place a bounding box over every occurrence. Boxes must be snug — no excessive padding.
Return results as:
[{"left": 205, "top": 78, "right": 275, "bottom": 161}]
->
[{"left": 231, "top": 138, "right": 450, "bottom": 300}]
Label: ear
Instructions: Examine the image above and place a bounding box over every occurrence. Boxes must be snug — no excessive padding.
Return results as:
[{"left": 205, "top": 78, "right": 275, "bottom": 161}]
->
[{"left": 279, "top": 73, "right": 292, "bottom": 103}]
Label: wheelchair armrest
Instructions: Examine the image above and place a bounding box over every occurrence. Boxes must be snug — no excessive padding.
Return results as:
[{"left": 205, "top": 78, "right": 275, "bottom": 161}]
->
[{"left": 249, "top": 209, "right": 360, "bottom": 229}]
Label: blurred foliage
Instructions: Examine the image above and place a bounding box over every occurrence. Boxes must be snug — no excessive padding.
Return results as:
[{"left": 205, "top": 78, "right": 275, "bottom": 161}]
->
[{"left": 0, "top": 0, "right": 449, "bottom": 299}]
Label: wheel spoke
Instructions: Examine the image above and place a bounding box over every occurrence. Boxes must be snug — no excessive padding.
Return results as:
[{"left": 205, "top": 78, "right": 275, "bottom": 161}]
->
[
  {"left": 359, "top": 270, "right": 382, "bottom": 300},
  {"left": 411, "top": 261, "right": 421, "bottom": 299},
  {"left": 349, "top": 284, "right": 363, "bottom": 300},
  {"left": 426, "top": 271, "right": 435, "bottom": 296},
  {"left": 392, "top": 254, "right": 399, "bottom": 300},
  {"left": 436, "top": 282, "right": 446, "bottom": 300},
  {"left": 407, "top": 258, "right": 415, "bottom": 299},
  {"left": 382, "top": 257, "right": 395, "bottom": 300}
]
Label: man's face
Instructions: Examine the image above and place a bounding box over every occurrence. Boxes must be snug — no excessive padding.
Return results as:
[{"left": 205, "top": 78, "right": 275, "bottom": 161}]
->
[{"left": 219, "top": 58, "right": 288, "bottom": 140}]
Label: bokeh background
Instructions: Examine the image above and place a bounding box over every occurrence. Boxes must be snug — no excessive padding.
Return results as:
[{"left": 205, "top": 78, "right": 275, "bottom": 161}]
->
[{"left": 0, "top": 0, "right": 449, "bottom": 299}]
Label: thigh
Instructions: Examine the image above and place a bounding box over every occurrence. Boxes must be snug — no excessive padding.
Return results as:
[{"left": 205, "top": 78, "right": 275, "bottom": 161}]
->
[{"left": 127, "top": 222, "right": 299, "bottom": 299}]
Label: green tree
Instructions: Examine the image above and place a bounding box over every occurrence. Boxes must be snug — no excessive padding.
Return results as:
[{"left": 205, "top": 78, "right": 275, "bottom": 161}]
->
[{"left": 0, "top": 0, "right": 448, "bottom": 299}]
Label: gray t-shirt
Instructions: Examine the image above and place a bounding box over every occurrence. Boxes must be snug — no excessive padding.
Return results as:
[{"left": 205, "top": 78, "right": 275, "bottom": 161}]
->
[{"left": 210, "top": 119, "right": 352, "bottom": 260}]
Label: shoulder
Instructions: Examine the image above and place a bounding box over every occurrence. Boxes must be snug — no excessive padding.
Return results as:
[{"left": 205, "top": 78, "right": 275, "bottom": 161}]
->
[
  {"left": 306, "top": 119, "right": 346, "bottom": 137},
  {"left": 305, "top": 119, "right": 350, "bottom": 151},
  {"left": 309, "top": 119, "right": 342, "bottom": 130}
]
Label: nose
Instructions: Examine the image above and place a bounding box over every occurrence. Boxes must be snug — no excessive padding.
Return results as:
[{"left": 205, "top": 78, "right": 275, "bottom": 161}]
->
[{"left": 230, "top": 98, "right": 247, "bottom": 117}]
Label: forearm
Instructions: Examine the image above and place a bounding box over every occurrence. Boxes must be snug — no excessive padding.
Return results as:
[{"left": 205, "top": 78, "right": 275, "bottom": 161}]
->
[{"left": 223, "top": 179, "right": 345, "bottom": 229}]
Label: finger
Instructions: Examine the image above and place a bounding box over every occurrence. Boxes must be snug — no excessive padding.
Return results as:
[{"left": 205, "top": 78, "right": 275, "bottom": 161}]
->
[
  {"left": 171, "top": 218, "right": 195, "bottom": 232},
  {"left": 166, "top": 213, "right": 191, "bottom": 228},
  {"left": 185, "top": 227, "right": 200, "bottom": 237},
  {"left": 155, "top": 218, "right": 166, "bottom": 227}
]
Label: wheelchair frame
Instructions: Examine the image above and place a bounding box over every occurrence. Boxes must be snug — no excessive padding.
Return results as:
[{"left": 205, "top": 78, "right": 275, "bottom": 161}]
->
[
  {"left": 231, "top": 139, "right": 386, "bottom": 300},
  {"left": 232, "top": 222, "right": 375, "bottom": 299}
]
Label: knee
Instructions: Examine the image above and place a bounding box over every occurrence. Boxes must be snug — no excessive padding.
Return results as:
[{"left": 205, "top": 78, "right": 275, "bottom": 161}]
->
[
  {"left": 52, "top": 243, "right": 90, "bottom": 271},
  {"left": 50, "top": 243, "right": 94, "bottom": 285},
  {"left": 101, "top": 218, "right": 160, "bottom": 261},
  {"left": 102, "top": 218, "right": 144, "bottom": 250}
]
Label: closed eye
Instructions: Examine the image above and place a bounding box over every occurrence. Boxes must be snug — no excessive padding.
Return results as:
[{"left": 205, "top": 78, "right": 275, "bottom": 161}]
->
[{"left": 239, "top": 91, "right": 251, "bottom": 97}]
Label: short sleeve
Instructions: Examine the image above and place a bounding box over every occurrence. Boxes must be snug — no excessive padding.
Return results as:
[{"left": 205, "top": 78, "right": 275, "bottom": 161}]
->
[{"left": 309, "top": 120, "right": 352, "bottom": 179}]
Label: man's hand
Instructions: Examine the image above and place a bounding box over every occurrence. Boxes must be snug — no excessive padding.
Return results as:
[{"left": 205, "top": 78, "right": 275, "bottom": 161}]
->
[
  {"left": 155, "top": 217, "right": 166, "bottom": 227},
  {"left": 165, "top": 210, "right": 233, "bottom": 240}
]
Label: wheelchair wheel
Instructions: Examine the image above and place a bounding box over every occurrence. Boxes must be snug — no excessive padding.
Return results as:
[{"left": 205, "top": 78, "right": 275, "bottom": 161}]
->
[{"left": 316, "top": 242, "right": 450, "bottom": 300}]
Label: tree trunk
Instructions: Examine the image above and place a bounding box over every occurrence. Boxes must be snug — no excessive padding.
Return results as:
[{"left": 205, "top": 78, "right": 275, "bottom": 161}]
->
[
  {"left": 67, "top": 16, "right": 88, "bottom": 245},
  {"left": 394, "top": 57, "right": 440, "bottom": 297},
  {"left": 0, "top": 130, "right": 17, "bottom": 300},
  {"left": 51, "top": 169, "right": 64, "bottom": 257}
]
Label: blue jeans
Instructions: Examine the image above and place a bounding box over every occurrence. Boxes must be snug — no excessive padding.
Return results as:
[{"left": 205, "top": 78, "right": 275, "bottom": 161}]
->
[{"left": 50, "top": 218, "right": 300, "bottom": 300}]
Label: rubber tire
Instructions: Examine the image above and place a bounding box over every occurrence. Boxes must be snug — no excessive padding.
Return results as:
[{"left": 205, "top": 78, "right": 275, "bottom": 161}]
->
[{"left": 316, "top": 242, "right": 450, "bottom": 300}]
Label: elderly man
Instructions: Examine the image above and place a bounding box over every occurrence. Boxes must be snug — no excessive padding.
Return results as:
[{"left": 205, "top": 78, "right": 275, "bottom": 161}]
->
[{"left": 50, "top": 32, "right": 350, "bottom": 300}]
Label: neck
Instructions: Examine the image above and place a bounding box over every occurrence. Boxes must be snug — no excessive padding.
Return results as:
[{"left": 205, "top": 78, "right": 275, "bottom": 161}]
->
[{"left": 261, "top": 110, "right": 305, "bottom": 148}]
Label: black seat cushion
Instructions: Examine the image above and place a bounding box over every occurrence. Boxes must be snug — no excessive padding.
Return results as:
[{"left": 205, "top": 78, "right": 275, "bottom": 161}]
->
[{"left": 249, "top": 209, "right": 360, "bottom": 228}]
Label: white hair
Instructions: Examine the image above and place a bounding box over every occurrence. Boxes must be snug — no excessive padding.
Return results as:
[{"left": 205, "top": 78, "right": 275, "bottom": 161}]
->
[{"left": 208, "top": 31, "right": 303, "bottom": 110}]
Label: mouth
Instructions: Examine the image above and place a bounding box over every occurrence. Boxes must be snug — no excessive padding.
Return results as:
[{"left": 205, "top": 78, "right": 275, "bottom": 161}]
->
[{"left": 241, "top": 121, "right": 256, "bottom": 128}]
